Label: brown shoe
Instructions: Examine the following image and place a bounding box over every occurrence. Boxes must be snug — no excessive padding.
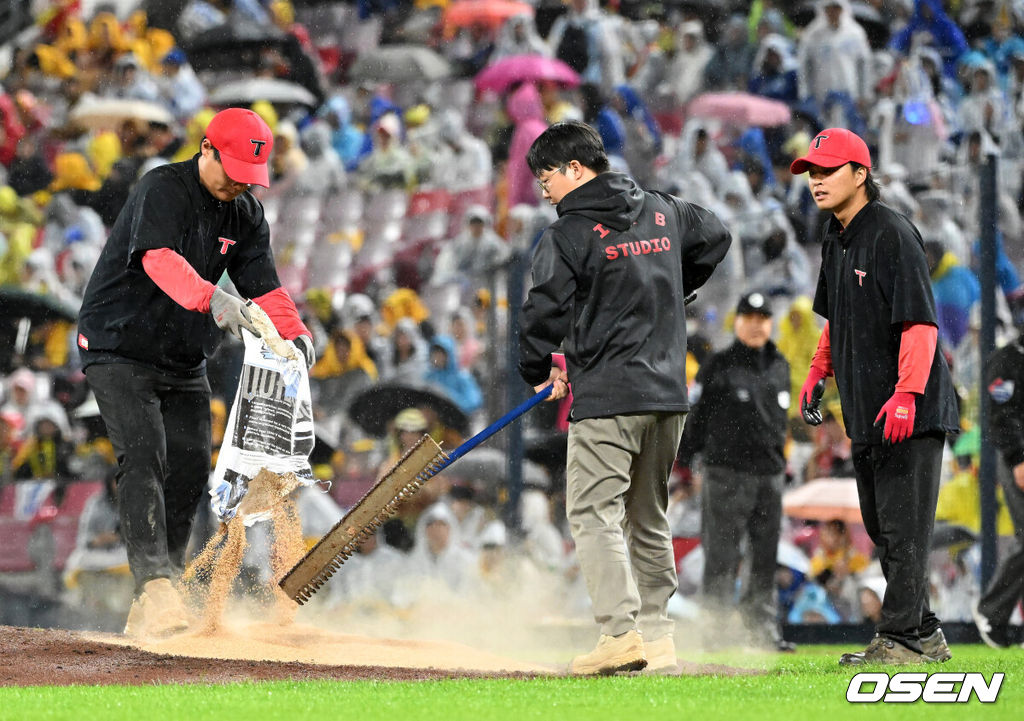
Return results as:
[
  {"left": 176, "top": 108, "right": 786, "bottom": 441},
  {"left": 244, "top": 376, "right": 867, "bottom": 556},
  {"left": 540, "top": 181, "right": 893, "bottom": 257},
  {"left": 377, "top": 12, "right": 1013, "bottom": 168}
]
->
[
  {"left": 920, "top": 628, "right": 952, "bottom": 662},
  {"left": 838, "top": 635, "right": 934, "bottom": 666},
  {"left": 570, "top": 630, "right": 647, "bottom": 675},
  {"left": 123, "top": 578, "right": 190, "bottom": 639},
  {"left": 643, "top": 635, "right": 678, "bottom": 675}
]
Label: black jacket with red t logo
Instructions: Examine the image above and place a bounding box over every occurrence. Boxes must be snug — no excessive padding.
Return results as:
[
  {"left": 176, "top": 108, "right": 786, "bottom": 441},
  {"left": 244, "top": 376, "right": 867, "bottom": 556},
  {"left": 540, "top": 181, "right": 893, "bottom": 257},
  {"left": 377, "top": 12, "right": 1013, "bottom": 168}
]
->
[
  {"left": 518, "top": 171, "right": 732, "bottom": 420},
  {"left": 77, "top": 155, "right": 282, "bottom": 374},
  {"left": 812, "top": 200, "right": 959, "bottom": 443}
]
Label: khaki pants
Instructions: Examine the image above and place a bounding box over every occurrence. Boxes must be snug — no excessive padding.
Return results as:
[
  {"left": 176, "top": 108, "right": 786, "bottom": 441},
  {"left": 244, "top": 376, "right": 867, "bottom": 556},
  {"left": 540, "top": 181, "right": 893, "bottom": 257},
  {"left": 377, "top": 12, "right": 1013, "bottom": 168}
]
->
[{"left": 566, "top": 412, "right": 685, "bottom": 639}]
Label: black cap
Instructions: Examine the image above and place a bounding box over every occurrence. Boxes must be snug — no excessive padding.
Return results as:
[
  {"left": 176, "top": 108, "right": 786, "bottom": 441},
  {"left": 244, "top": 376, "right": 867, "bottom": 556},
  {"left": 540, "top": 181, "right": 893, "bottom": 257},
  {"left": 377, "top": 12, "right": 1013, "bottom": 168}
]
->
[{"left": 736, "top": 291, "right": 773, "bottom": 316}]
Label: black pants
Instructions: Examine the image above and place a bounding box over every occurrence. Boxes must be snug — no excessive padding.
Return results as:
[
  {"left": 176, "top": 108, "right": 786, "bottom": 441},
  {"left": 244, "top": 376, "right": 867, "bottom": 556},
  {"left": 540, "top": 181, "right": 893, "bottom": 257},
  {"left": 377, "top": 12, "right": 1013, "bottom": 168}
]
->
[
  {"left": 701, "top": 465, "right": 784, "bottom": 639},
  {"left": 85, "top": 364, "right": 211, "bottom": 592},
  {"left": 977, "top": 459, "right": 1024, "bottom": 626},
  {"left": 852, "top": 434, "right": 944, "bottom": 652}
]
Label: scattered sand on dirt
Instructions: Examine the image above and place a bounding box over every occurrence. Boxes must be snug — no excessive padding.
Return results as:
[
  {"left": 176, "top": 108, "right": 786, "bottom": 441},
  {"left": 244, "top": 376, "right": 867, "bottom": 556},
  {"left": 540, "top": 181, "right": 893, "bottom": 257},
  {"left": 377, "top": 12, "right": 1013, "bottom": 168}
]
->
[{"left": 101, "top": 621, "right": 555, "bottom": 674}]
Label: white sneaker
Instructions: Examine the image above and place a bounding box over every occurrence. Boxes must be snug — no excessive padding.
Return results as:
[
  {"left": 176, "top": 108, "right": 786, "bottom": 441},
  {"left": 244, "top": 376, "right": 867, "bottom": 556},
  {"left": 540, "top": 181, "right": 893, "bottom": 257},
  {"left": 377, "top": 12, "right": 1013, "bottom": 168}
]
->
[{"left": 972, "top": 601, "right": 1009, "bottom": 649}]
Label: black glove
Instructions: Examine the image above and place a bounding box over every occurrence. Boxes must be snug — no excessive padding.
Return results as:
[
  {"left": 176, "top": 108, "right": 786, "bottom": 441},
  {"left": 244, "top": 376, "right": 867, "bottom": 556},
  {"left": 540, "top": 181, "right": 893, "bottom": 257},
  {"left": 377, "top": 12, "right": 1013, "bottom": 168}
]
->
[
  {"left": 210, "top": 288, "right": 259, "bottom": 340},
  {"left": 800, "top": 377, "right": 827, "bottom": 426},
  {"left": 295, "top": 334, "right": 315, "bottom": 369}
]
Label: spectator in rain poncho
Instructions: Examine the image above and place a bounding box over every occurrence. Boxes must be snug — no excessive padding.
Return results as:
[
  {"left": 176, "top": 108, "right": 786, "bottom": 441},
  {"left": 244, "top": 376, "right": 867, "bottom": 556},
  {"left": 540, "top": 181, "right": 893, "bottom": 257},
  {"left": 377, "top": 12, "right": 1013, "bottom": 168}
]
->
[
  {"left": 268, "top": 120, "right": 309, "bottom": 187},
  {"left": 888, "top": 0, "right": 968, "bottom": 79},
  {"left": 520, "top": 482, "right": 566, "bottom": 574},
  {"left": 749, "top": 33, "right": 799, "bottom": 105},
  {"left": 62, "top": 473, "right": 132, "bottom": 630},
  {"left": 356, "top": 112, "right": 416, "bottom": 192},
  {"left": 721, "top": 170, "right": 772, "bottom": 270},
  {"left": 431, "top": 205, "right": 510, "bottom": 288},
  {"left": 309, "top": 328, "right": 377, "bottom": 449},
  {"left": 157, "top": 48, "right": 206, "bottom": 120},
  {"left": 581, "top": 84, "right": 629, "bottom": 174},
  {"left": 296, "top": 121, "right": 346, "bottom": 197},
  {"left": 664, "top": 20, "right": 713, "bottom": 108},
  {"left": 0, "top": 185, "right": 43, "bottom": 286},
  {"left": 914, "top": 190, "right": 969, "bottom": 268},
  {"left": 924, "top": 239, "right": 980, "bottom": 350},
  {"left": 489, "top": 13, "right": 551, "bottom": 63},
  {"left": 424, "top": 334, "right": 483, "bottom": 416},
  {"left": 102, "top": 53, "right": 161, "bottom": 102},
  {"left": 870, "top": 53, "right": 948, "bottom": 179},
  {"left": 957, "top": 60, "right": 1018, "bottom": 155},
  {"left": 546, "top": 0, "right": 625, "bottom": 97},
  {"left": 505, "top": 83, "right": 548, "bottom": 208},
  {"left": 343, "top": 293, "right": 391, "bottom": 372},
  {"left": 776, "top": 295, "right": 824, "bottom": 421},
  {"left": 318, "top": 95, "right": 366, "bottom": 173},
  {"left": 611, "top": 84, "right": 662, "bottom": 188},
  {"left": 443, "top": 483, "right": 489, "bottom": 552},
  {"left": 326, "top": 527, "right": 405, "bottom": 608},
  {"left": 431, "top": 109, "right": 493, "bottom": 194},
  {"left": 704, "top": 15, "right": 755, "bottom": 92},
  {"left": 383, "top": 317, "right": 429, "bottom": 386},
  {"left": 742, "top": 210, "right": 812, "bottom": 300},
  {"left": 449, "top": 307, "right": 483, "bottom": 374},
  {"left": 400, "top": 502, "right": 477, "bottom": 598},
  {"left": 950, "top": 130, "right": 1023, "bottom": 245},
  {"left": 664, "top": 121, "right": 731, "bottom": 192},
  {"left": 796, "top": 0, "right": 873, "bottom": 129}
]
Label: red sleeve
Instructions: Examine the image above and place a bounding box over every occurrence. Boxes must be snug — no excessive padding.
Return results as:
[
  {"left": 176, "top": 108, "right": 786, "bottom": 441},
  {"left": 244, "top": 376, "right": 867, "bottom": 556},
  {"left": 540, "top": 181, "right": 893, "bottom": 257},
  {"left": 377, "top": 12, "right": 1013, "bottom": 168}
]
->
[
  {"left": 895, "top": 322, "right": 937, "bottom": 394},
  {"left": 809, "top": 321, "right": 834, "bottom": 376},
  {"left": 252, "top": 287, "right": 311, "bottom": 340},
  {"left": 142, "top": 248, "right": 217, "bottom": 312}
]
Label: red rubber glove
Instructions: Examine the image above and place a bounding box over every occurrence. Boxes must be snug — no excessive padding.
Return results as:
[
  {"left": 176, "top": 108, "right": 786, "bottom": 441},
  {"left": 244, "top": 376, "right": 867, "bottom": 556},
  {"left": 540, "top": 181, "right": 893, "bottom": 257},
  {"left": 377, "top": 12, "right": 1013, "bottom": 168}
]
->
[
  {"left": 874, "top": 391, "right": 916, "bottom": 444},
  {"left": 799, "top": 367, "right": 828, "bottom": 425}
]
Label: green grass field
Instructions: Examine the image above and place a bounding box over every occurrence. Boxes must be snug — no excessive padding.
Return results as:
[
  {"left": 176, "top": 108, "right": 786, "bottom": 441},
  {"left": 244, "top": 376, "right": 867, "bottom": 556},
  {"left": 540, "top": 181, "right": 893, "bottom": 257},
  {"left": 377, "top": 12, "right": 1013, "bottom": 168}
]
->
[{"left": 2, "top": 645, "right": 1021, "bottom": 721}]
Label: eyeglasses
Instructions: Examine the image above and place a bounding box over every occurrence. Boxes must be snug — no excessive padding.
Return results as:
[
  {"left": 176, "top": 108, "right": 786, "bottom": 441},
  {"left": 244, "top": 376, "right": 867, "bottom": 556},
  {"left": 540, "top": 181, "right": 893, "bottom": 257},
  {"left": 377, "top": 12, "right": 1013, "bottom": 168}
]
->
[{"left": 537, "top": 164, "right": 568, "bottom": 193}]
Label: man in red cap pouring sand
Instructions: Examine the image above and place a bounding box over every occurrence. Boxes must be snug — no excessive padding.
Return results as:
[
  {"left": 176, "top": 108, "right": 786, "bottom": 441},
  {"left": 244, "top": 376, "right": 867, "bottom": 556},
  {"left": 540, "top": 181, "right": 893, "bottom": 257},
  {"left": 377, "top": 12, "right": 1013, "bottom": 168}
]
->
[
  {"left": 77, "top": 108, "right": 316, "bottom": 638},
  {"left": 791, "top": 128, "right": 959, "bottom": 665}
]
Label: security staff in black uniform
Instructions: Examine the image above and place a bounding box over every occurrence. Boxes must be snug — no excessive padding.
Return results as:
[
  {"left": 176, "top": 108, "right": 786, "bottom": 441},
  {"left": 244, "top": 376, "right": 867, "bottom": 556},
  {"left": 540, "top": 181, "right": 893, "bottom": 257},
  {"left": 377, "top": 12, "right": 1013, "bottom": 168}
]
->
[
  {"left": 677, "top": 291, "right": 792, "bottom": 651},
  {"left": 792, "top": 128, "right": 959, "bottom": 665},
  {"left": 77, "top": 108, "right": 315, "bottom": 639},
  {"left": 518, "top": 121, "right": 731, "bottom": 675},
  {"left": 973, "top": 298, "right": 1024, "bottom": 649}
]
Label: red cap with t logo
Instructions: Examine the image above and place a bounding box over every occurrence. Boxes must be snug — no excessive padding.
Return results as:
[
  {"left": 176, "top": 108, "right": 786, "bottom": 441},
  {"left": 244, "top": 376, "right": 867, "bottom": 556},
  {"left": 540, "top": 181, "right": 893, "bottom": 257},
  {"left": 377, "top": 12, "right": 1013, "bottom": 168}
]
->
[
  {"left": 790, "top": 128, "right": 871, "bottom": 175},
  {"left": 204, "top": 108, "right": 274, "bottom": 187}
]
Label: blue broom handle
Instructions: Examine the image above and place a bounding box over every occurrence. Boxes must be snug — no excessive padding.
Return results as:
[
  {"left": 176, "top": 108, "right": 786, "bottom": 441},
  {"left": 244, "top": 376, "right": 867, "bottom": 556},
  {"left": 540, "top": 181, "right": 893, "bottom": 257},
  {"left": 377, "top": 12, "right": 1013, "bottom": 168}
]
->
[{"left": 440, "top": 384, "right": 553, "bottom": 468}]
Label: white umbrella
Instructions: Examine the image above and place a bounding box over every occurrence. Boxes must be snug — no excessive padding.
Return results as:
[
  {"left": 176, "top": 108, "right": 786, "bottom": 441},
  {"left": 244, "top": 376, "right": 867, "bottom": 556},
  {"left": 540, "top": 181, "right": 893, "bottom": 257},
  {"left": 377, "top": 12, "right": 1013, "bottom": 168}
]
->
[
  {"left": 208, "top": 78, "right": 318, "bottom": 107},
  {"left": 349, "top": 45, "right": 452, "bottom": 84},
  {"left": 69, "top": 96, "right": 174, "bottom": 131}
]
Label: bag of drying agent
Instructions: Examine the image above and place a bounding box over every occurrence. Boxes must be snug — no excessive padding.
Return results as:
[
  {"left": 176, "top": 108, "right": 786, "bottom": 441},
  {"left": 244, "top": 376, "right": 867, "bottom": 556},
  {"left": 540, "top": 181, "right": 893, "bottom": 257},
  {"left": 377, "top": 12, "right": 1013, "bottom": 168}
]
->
[{"left": 209, "top": 307, "right": 317, "bottom": 526}]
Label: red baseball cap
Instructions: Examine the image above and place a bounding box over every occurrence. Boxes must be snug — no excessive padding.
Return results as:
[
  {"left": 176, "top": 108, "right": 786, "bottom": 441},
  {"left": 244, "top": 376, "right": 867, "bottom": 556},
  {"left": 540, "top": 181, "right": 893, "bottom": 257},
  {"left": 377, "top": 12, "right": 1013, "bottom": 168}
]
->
[
  {"left": 204, "top": 108, "right": 274, "bottom": 187},
  {"left": 789, "top": 128, "right": 872, "bottom": 175}
]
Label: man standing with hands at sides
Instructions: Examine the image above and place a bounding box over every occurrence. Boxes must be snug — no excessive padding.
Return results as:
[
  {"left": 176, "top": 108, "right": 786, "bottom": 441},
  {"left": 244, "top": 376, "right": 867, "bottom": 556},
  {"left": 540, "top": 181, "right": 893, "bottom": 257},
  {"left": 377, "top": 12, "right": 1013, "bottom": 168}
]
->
[
  {"left": 793, "top": 128, "right": 959, "bottom": 665},
  {"left": 77, "top": 108, "right": 316, "bottom": 639},
  {"left": 518, "top": 121, "right": 731, "bottom": 675}
]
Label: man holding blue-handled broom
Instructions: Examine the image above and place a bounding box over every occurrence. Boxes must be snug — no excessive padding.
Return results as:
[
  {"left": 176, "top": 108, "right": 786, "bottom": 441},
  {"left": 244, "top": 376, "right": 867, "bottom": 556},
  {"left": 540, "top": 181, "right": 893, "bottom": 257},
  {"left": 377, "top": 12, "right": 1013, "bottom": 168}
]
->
[{"left": 518, "top": 121, "right": 732, "bottom": 675}]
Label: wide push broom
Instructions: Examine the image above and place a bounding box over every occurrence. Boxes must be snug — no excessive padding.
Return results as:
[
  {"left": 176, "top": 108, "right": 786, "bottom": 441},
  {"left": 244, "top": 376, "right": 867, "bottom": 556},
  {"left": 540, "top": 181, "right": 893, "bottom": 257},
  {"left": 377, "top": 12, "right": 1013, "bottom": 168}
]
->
[{"left": 279, "top": 385, "right": 554, "bottom": 603}]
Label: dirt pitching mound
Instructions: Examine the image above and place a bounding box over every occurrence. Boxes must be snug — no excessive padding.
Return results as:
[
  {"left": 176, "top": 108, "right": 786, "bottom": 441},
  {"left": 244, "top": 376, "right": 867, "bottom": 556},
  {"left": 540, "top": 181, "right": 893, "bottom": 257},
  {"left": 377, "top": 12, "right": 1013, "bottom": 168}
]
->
[
  {"left": 0, "top": 625, "right": 546, "bottom": 686},
  {"left": 0, "top": 625, "right": 761, "bottom": 686}
]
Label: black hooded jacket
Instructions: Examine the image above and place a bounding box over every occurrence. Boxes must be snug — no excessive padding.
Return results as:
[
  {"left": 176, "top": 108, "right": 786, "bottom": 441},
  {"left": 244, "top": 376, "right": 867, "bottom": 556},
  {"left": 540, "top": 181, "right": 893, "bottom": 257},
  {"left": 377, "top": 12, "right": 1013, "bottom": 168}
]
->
[{"left": 518, "top": 172, "right": 732, "bottom": 420}]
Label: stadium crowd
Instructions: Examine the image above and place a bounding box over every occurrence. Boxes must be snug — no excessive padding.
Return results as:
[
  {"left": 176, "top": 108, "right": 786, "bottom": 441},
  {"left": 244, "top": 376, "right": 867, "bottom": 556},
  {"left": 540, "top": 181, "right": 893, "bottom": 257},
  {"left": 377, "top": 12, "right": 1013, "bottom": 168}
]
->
[{"left": 1, "top": 0, "right": 1023, "bottom": 645}]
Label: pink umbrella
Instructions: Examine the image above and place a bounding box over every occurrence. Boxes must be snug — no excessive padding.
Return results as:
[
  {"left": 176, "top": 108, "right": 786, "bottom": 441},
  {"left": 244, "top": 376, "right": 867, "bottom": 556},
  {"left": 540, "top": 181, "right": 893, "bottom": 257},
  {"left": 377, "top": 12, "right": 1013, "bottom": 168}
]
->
[
  {"left": 687, "top": 92, "right": 792, "bottom": 128},
  {"left": 782, "top": 477, "right": 863, "bottom": 525},
  {"left": 475, "top": 54, "right": 580, "bottom": 94}
]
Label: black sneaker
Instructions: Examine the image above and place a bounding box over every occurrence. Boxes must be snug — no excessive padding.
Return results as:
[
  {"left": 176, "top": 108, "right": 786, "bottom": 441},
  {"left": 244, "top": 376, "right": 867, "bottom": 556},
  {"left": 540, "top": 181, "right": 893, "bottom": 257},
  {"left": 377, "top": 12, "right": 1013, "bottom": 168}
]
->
[
  {"left": 972, "top": 602, "right": 1011, "bottom": 649},
  {"left": 920, "top": 628, "right": 952, "bottom": 662},
  {"left": 838, "top": 635, "right": 934, "bottom": 666}
]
